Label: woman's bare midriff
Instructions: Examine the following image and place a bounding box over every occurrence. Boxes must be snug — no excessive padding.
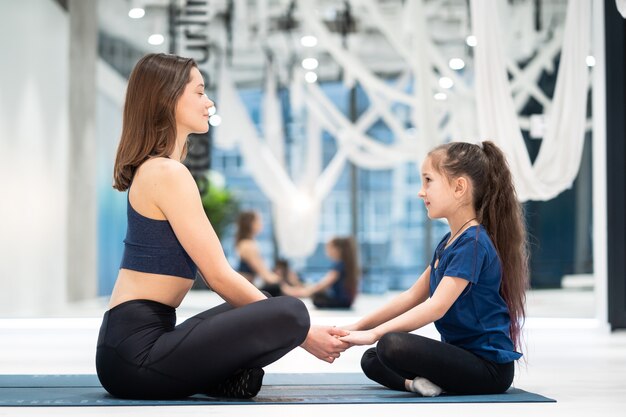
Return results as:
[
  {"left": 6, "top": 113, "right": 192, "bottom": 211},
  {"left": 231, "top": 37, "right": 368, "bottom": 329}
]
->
[{"left": 108, "top": 268, "right": 195, "bottom": 309}]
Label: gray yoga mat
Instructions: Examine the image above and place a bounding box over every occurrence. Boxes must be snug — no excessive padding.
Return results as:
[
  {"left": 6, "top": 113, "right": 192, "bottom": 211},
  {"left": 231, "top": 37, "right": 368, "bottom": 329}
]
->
[{"left": 0, "top": 373, "right": 555, "bottom": 406}]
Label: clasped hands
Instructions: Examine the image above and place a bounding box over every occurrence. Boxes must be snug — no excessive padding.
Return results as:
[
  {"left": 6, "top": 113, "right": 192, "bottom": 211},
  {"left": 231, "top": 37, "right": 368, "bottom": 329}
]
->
[{"left": 301, "top": 324, "right": 379, "bottom": 363}]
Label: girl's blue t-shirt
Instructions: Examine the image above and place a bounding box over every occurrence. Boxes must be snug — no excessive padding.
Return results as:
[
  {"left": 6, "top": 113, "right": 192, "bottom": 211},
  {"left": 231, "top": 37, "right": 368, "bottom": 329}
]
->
[
  {"left": 429, "top": 225, "right": 522, "bottom": 364},
  {"left": 330, "top": 261, "right": 353, "bottom": 303}
]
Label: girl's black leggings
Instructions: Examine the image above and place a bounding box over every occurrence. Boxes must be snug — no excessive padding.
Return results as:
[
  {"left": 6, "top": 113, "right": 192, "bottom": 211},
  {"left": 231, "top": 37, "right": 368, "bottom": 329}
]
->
[
  {"left": 361, "top": 332, "right": 515, "bottom": 395},
  {"left": 312, "top": 292, "right": 352, "bottom": 309},
  {"left": 95, "top": 296, "right": 310, "bottom": 399}
]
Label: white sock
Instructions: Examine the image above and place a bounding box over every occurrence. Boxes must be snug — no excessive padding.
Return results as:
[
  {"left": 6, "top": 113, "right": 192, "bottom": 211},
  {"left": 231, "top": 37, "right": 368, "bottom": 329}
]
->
[{"left": 408, "top": 376, "right": 443, "bottom": 397}]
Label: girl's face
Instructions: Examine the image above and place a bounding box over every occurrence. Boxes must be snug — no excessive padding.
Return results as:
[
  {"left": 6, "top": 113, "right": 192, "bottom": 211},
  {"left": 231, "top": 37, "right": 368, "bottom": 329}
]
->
[
  {"left": 325, "top": 242, "right": 340, "bottom": 260},
  {"left": 175, "top": 67, "right": 214, "bottom": 136},
  {"left": 418, "top": 157, "right": 456, "bottom": 219}
]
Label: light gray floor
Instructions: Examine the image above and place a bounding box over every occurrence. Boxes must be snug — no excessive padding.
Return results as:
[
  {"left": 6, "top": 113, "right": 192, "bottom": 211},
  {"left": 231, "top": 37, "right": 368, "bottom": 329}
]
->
[{"left": 1, "top": 288, "right": 625, "bottom": 416}]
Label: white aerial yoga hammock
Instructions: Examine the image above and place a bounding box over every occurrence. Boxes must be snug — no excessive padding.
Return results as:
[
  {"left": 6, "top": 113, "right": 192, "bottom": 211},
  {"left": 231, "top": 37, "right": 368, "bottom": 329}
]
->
[
  {"left": 471, "top": 0, "right": 591, "bottom": 201},
  {"left": 214, "top": 63, "right": 347, "bottom": 257}
]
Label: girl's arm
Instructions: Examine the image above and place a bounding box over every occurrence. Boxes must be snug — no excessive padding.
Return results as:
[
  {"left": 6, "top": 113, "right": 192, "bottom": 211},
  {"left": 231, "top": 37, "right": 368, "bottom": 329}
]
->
[
  {"left": 238, "top": 240, "right": 280, "bottom": 284},
  {"left": 343, "top": 267, "right": 432, "bottom": 331},
  {"left": 155, "top": 161, "right": 266, "bottom": 306},
  {"left": 281, "top": 270, "right": 339, "bottom": 298},
  {"left": 341, "top": 275, "right": 469, "bottom": 345}
]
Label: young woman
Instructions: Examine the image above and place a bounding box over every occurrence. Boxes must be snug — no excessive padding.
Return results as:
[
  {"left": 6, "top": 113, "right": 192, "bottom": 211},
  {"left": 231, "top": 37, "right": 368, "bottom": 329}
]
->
[
  {"left": 234, "top": 211, "right": 282, "bottom": 296},
  {"left": 282, "top": 237, "right": 360, "bottom": 309},
  {"left": 95, "top": 53, "right": 349, "bottom": 400},
  {"left": 340, "top": 141, "right": 528, "bottom": 396}
]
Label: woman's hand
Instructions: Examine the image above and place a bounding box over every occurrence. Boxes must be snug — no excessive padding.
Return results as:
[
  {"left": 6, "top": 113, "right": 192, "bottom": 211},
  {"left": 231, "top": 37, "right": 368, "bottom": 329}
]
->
[
  {"left": 339, "top": 330, "right": 379, "bottom": 346},
  {"left": 301, "top": 325, "right": 351, "bottom": 363}
]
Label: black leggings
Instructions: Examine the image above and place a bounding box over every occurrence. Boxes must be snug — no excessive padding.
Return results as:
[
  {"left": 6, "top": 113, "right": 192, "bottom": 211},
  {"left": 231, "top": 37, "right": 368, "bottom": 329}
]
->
[
  {"left": 312, "top": 292, "right": 352, "bottom": 309},
  {"left": 95, "top": 296, "right": 309, "bottom": 399},
  {"left": 361, "top": 332, "right": 514, "bottom": 395}
]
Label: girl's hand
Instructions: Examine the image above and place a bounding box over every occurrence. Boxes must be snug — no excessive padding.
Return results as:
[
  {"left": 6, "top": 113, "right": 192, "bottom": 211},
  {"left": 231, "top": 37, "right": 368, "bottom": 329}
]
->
[{"left": 339, "top": 330, "right": 378, "bottom": 346}]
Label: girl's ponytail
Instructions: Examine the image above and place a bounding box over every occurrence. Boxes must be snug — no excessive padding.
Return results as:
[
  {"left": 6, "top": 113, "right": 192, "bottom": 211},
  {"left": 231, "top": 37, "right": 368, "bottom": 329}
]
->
[{"left": 480, "top": 141, "right": 529, "bottom": 352}]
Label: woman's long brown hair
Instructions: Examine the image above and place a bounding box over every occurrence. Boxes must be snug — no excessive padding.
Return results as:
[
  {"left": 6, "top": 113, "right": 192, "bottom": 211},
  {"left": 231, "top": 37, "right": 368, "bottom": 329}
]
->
[
  {"left": 428, "top": 141, "right": 529, "bottom": 352},
  {"left": 329, "top": 237, "right": 360, "bottom": 298},
  {"left": 113, "top": 53, "right": 197, "bottom": 191},
  {"left": 235, "top": 211, "right": 258, "bottom": 244}
]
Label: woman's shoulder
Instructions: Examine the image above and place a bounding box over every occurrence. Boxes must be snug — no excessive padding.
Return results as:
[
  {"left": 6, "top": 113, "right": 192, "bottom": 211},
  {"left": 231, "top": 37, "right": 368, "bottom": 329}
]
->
[
  {"left": 237, "top": 239, "right": 258, "bottom": 252},
  {"left": 135, "top": 158, "right": 193, "bottom": 188},
  {"left": 132, "top": 157, "right": 197, "bottom": 211},
  {"left": 140, "top": 157, "right": 189, "bottom": 177}
]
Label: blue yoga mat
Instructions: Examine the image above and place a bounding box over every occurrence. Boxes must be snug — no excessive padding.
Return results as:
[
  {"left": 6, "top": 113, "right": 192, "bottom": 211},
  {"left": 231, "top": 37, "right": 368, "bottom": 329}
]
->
[{"left": 0, "top": 374, "right": 555, "bottom": 406}]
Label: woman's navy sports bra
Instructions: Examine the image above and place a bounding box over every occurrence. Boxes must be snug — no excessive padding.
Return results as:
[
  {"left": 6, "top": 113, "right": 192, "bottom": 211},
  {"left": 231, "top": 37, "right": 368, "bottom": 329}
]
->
[
  {"left": 119, "top": 191, "right": 197, "bottom": 280},
  {"left": 237, "top": 258, "right": 255, "bottom": 275}
]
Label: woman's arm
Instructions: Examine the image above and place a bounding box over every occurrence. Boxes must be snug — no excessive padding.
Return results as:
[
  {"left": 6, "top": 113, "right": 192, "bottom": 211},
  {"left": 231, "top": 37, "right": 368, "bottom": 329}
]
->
[
  {"left": 281, "top": 270, "right": 339, "bottom": 298},
  {"left": 238, "top": 240, "right": 280, "bottom": 284},
  {"left": 343, "top": 267, "right": 431, "bottom": 331},
  {"left": 341, "top": 275, "right": 469, "bottom": 345},
  {"left": 155, "top": 161, "right": 266, "bottom": 306}
]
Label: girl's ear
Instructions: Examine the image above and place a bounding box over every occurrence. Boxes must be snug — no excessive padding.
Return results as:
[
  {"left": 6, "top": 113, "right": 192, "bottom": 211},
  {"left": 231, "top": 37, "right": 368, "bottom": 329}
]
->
[{"left": 454, "top": 176, "right": 469, "bottom": 198}]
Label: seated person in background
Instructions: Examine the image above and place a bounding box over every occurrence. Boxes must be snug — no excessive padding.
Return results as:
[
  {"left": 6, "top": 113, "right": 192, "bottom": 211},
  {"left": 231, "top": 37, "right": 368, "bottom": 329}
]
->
[
  {"left": 273, "top": 258, "right": 304, "bottom": 288},
  {"left": 235, "top": 211, "right": 282, "bottom": 297},
  {"left": 282, "top": 237, "right": 359, "bottom": 309}
]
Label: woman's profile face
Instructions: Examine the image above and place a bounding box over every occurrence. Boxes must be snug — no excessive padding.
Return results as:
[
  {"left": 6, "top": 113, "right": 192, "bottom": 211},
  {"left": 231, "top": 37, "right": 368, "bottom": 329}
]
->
[
  {"left": 175, "top": 67, "right": 214, "bottom": 136},
  {"left": 252, "top": 214, "right": 263, "bottom": 235}
]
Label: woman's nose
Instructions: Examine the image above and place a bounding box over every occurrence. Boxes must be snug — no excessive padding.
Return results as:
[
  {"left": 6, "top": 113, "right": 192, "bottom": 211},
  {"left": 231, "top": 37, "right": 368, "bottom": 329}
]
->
[{"left": 205, "top": 96, "right": 214, "bottom": 108}]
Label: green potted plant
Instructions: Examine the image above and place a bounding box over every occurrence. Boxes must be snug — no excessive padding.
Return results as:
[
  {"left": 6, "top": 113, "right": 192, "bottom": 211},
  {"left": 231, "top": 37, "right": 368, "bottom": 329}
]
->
[
  {"left": 199, "top": 171, "right": 239, "bottom": 239},
  {"left": 192, "top": 171, "right": 239, "bottom": 289}
]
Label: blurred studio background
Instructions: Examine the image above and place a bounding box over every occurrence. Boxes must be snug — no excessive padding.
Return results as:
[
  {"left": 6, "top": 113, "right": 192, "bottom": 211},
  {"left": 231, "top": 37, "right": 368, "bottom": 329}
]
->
[{"left": 1, "top": 0, "right": 625, "bottom": 327}]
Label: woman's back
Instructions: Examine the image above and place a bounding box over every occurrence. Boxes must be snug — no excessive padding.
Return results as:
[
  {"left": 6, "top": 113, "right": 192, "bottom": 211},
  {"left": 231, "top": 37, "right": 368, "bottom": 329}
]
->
[{"left": 109, "top": 158, "right": 196, "bottom": 309}]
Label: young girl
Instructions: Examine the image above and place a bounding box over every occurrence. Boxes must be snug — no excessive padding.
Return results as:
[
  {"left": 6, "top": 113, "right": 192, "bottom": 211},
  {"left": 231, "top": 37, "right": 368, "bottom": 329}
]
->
[
  {"left": 95, "top": 53, "right": 349, "bottom": 400},
  {"left": 282, "top": 237, "right": 360, "bottom": 309},
  {"left": 340, "top": 141, "right": 528, "bottom": 396}
]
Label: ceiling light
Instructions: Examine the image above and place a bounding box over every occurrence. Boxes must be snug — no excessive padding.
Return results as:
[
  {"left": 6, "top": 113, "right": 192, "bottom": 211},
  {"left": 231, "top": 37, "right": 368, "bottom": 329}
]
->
[
  {"left": 586, "top": 55, "right": 596, "bottom": 67},
  {"left": 301, "top": 35, "right": 318, "bottom": 47},
  {"left": 434, "top": 92, "right": 447, "bottom": 101},
  {"left": 128, "top": 8, "right": 145, "bottom": 19},
  {"left": 302, "top": 58, "right": 319, "bottom": 70},
  {"left": 148, "top": 34, "right": 164, "bottom": 45},
  {"left": 466, "top": 35, "right": 477, "bottom": 47},
  {"left": 209, "top": 114, "right": 222, "bottom": 126},
  {"left": 208, "top": 106, "right": 217, "bottom": 116},
  {"left": 438, "top": 77, "right": 454, "bottom": 89},
  {"left": 448, "top": 58, "right": 465, "bottom": 70},
  {"left": 304, "top": 71, "right": 318, "bottom": 83}
]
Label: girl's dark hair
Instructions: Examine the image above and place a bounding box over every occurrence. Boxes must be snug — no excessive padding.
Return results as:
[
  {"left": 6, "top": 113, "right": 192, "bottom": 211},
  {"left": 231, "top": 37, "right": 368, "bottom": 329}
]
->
[
  {"left": 235, "top": 211, "right": 258, "bottom": 244},
  {"left": 113, "top": 53, "right": 197, "bottom": 191},
  {"left": 329, "top": 237, "right": 360, "bottom": 298},
  {"left": 274, "top": 258, "right": 290, "bottom": 281},
  {"left": 428, "top": 141, "right": 529, "bottom": 352}
]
